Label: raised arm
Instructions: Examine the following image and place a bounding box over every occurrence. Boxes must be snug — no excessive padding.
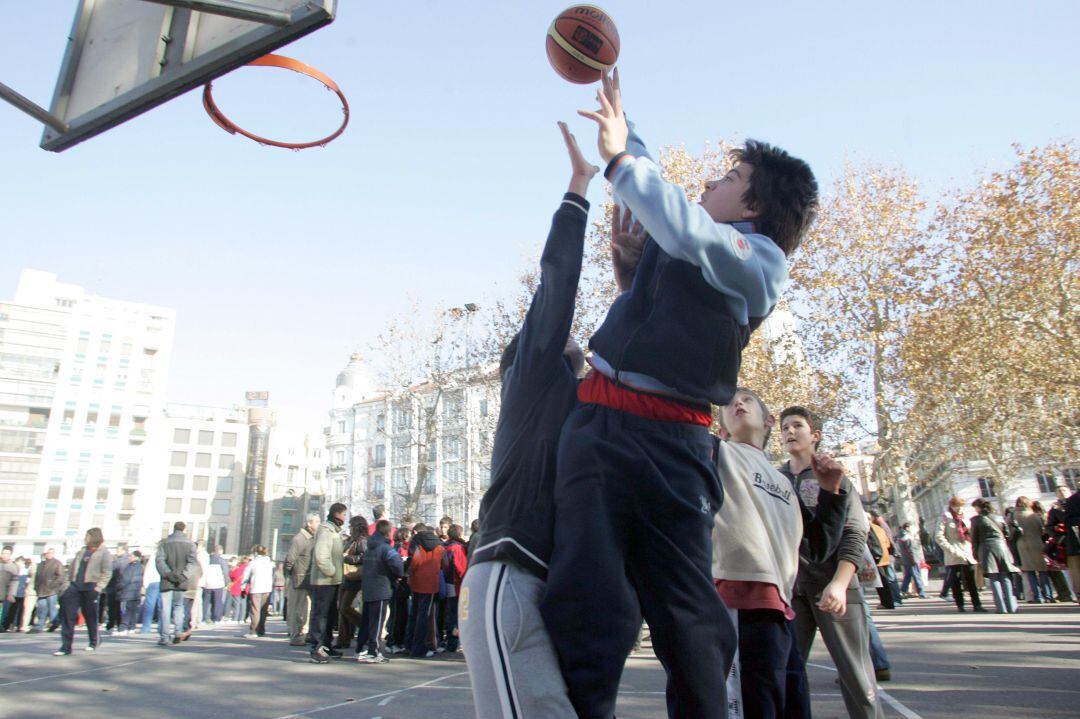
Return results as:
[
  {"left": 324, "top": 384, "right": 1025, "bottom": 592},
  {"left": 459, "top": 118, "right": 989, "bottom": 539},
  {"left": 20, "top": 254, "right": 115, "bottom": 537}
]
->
[{"left": 504, "top": 123, "right": 596, "bottom": 389}]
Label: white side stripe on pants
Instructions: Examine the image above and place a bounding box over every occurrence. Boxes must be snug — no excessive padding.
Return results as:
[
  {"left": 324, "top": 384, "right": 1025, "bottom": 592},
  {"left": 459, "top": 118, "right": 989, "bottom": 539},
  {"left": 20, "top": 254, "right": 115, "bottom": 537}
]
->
[{"left": 485, "top": 564, "right": 522, "bottom": 718}]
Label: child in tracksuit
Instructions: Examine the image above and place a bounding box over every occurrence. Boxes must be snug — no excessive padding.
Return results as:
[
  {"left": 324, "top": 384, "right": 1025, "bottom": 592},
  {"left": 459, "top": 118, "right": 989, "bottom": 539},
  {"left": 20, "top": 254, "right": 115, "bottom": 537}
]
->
[
  {"left": 713, "top": 389, "right": 847, "bottom": 718},
  {"left": 459, "top": 121, "right": 596, "bottom": 719},
  {"left": 541, "top": 69, "right": 819, "bottom": 719}
]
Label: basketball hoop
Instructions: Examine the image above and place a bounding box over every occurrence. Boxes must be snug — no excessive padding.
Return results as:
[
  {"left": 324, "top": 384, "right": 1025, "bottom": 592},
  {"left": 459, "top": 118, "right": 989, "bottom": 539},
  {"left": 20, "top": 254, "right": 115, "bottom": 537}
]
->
[{"left": 202, "top": 54, "right": 349, "bottom": 150}]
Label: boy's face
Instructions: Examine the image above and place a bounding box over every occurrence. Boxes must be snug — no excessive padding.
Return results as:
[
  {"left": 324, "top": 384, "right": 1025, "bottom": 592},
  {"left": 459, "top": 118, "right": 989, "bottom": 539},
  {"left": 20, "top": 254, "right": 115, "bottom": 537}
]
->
[
  {"left": 780, "top": 415, "right": 820, "bottom": 456},
  {"left": 700, "top": 163, "right": 758, "bottom": 224},
  {"left": 720, "top": 391, "right": 772, "bottom": 446}
]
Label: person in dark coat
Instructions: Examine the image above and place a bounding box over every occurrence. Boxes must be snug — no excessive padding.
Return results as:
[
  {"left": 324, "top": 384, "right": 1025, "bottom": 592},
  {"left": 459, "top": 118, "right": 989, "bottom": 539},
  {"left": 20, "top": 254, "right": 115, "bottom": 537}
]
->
[
  {"left": 118, "top": 551, "right": 145, "bottom": 632},
  {"left": 355, "top": 519, "right": 404, "bottom": 662},
  {"left": 970, "top": 500, "right": 1018, "bottom": 613}
]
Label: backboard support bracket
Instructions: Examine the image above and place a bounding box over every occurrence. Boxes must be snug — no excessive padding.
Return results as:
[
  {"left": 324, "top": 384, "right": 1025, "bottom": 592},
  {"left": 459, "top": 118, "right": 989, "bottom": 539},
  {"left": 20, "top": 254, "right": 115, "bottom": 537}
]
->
[
  {"left": 137, "top": 0, "right": 292, "bottom": 27},
  {"left": 0, "top": 82, "right": 69, "bottom": 134}
]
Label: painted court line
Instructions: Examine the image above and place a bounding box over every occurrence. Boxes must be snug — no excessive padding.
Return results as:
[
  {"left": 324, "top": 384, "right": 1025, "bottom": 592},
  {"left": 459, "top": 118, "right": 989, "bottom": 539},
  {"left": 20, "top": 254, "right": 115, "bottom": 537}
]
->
[
  {"left": 0, "top": 644, "right": 218, "bottom": 688},
  {"left": 271, "top": 670, "right": 469, "bottom": 719},
  {"left": 806, "top": 662, "right": 922, "bottom": 719}
]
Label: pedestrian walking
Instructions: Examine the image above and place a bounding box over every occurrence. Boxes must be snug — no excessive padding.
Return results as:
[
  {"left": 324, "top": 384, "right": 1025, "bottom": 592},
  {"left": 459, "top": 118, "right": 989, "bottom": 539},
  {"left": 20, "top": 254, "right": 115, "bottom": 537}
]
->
[
  {"left": 309, "top": 503, "right": 346, "bottom": 663},
  {"left": 970, "top": 499, "right": 1019, "bottom": 613},
  {"left": 31, "top": 548, "right": 64, "bottom": 633},
  {"left": 936, "top": 497, "right": 986, "bottom": 613},
  {"left": 242, "top": 545, "right": 274, "bottom": 638},
  {"left": 54, "top": 528, "right": 113, "bottom": 655}
]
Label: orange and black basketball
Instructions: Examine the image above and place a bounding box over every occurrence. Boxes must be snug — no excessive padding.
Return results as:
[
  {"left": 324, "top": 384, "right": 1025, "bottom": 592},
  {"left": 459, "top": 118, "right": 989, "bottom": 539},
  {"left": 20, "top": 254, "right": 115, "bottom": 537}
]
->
[{"left": 546, "top": 5, "right": 620, "bottom": 84}]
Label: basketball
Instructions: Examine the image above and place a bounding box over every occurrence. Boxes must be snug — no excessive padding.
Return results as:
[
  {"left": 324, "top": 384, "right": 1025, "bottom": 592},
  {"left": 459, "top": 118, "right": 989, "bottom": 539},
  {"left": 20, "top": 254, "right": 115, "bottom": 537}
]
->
[{"left": 546, "top": 5, "right": 620, "bottom": 84}]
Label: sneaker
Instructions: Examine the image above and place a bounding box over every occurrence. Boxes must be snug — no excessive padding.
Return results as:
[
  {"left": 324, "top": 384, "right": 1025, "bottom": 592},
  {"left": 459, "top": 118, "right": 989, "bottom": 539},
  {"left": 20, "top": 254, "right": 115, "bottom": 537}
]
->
[
  {"left": 326, "top": 647, "right": 344, "bottom": 658},
  {"left": 310, "top": 646, "right": 330, "bottom": 664},
  {"left": 423, "top": 650, "right": 436, "bottom": 658},
  {"left": 179, "top": 630, "right": 192, "bottom": 641},
  {"left": 434, "top": 645, "right": 447, "bottom": 654},
  {"left": 84, "top": 645, "right": 97, "bottom": 652},
  {"left": 172, "top": 636, "right": 181, "bottom": 645},
  {"left": 157, "top": 637, "right": 170, "bottom": 646},
  {"left": 47, "top": 623, "right": 59, "bottom": 632},
  {"left": 357, "top": 653, "right": 387, "bottom": 663},
  {"left": 243, "top": 632, "right": 259, "bottom": 639},
  {"left": 53, "top": 650, "right": 71, "bottom": 656}
]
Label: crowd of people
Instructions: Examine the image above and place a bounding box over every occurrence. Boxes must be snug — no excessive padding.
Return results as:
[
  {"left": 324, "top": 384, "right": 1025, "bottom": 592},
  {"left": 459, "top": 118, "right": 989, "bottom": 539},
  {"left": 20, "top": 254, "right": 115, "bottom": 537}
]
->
[{"left": 0, "top": 510, "right": 477, "bottom": 664}]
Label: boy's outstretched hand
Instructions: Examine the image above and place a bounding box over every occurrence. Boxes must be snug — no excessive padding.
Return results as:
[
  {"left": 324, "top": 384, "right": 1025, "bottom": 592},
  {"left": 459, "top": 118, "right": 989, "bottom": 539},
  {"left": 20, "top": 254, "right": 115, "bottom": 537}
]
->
[
  {"left": 611, "top": 206, "right": 646, "bottom": 292},
  {"left": 578, "top": 68, "right": 628, "bottom": 164},
  {"left": 559, "top": 121, "right": 599, "bottom": 197},
  {"left": 811, "top": 453, "right": 845, "bottom": 495}
]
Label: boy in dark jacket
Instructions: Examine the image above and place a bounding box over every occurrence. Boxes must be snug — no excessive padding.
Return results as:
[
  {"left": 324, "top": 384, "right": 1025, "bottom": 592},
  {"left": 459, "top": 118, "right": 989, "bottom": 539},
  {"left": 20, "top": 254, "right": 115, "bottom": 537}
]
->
[
  {"left": 356, "top": 520, "right": 404, "bottom": 662},
  {"left": 460, "top": 122, "right": 595, "bottom": 719},
  {"left": 542, "top": 69, "right": 819, "bottom": 719}
]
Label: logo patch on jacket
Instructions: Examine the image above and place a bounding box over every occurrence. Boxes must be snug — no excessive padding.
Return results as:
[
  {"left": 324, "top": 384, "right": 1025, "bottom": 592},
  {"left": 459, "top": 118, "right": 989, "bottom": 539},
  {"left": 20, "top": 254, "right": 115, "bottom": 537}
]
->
[{"left": 731, "top": 231, "right": 752, "bottom": 260}]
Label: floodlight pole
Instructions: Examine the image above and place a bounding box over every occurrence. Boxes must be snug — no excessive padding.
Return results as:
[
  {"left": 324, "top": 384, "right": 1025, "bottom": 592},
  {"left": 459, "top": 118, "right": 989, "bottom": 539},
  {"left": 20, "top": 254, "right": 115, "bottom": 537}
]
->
[
  {"left": 0, "top": 82, "right": 69, "bottom": 134},
  {"left": 136, "top": 0, "right": 293, "bottom": 27}
]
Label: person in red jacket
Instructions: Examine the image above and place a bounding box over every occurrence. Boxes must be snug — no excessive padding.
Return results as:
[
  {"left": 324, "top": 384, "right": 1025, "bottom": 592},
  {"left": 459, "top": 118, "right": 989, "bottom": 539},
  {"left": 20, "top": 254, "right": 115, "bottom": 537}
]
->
[
  {"left": 405, "top": 525, "right": 444, "bottom": 657},
  {"left": 442, "top": 525, "right": 469, "bottom": 653},
  {"left": 229, "top": 558, "right": 248, "bottom": 623}
]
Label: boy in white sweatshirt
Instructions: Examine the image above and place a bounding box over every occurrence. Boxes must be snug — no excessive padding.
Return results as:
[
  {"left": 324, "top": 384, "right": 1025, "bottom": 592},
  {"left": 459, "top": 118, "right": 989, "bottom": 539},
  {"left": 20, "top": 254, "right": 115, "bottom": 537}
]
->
[{"left": 713, "top": 388, "right": 848, "bottom": 718}]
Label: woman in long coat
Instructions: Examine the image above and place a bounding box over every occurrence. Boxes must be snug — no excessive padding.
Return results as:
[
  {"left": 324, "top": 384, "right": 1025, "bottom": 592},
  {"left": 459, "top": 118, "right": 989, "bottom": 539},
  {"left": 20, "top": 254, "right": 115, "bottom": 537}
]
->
[
  {"left": 1015, "top": 497, "right": 1054, "bottom": 602},
  {"left": 970, "top": 499, "right": 1018, "bottom": 613}
]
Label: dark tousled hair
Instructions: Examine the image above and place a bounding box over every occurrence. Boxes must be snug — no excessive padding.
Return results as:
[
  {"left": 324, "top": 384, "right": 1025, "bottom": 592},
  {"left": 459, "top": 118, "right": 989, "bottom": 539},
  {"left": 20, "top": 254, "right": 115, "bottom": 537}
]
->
[
  {"left": 85, "top": 527, "right": 105, "bottom": 549},
  {"left": 731, "top": 140, "right": 818, "bottom": 256},
  {"left": 779, "top": 405, "right": 823, "bottom": 450}
]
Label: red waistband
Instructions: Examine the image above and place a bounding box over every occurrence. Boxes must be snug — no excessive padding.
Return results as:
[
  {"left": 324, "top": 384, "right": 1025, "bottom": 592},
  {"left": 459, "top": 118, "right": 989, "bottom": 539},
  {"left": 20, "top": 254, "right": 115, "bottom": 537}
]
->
[{"left": 577, "top": 371, "right": 712, "bottom": 426}]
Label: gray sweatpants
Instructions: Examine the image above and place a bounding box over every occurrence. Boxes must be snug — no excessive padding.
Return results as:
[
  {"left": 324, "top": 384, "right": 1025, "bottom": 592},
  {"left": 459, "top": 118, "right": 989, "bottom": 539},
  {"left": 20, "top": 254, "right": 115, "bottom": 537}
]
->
[
  {"left": 792, "top": 589, "right": 884, "bottom": 719},
  {"left": 460, "top": 561, "right": 575, "bottom": 719}
]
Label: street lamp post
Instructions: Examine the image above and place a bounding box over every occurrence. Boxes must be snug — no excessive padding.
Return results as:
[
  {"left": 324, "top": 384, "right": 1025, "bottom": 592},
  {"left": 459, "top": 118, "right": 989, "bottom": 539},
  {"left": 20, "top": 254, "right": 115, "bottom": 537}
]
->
[{"left": 459, "top": 303, "right": 479, "bottom": 524}]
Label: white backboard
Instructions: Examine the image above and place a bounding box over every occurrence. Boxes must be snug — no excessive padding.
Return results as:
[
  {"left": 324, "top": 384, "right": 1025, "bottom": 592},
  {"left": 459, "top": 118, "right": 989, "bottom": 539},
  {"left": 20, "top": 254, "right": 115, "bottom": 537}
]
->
[{"left": 41, "top": 0, "right": 337, "bottom": 151}]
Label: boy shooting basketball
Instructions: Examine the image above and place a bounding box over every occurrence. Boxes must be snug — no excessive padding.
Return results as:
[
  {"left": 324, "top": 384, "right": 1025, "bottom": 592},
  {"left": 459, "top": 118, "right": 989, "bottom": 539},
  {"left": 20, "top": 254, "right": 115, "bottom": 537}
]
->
[{"left": 541, "top": 69, "right": 819, "bottom": 719}]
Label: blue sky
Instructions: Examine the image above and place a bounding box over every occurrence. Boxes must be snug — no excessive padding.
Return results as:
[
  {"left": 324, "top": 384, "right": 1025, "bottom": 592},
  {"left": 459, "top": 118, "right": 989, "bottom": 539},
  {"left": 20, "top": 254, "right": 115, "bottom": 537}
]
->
[{"left": 2, "top": 1, "right": 1077, "bottom": 431}]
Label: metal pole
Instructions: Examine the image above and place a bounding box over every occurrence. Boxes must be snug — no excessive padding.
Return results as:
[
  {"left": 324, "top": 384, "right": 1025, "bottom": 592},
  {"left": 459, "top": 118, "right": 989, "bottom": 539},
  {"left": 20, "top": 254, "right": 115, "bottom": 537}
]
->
[
  {"left": 0, "top": 82, "right": 68, "bottom": 133},
  {"left": 136, "top": 0, "right": 292, "bottom": 26}
]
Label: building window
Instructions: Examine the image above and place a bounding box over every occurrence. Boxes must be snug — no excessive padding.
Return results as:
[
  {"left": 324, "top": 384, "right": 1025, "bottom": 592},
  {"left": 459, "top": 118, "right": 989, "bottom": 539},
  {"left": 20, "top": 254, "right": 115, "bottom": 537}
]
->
[
  {"left": 442, "top": 435, "right": 464, "bottom": 461},
  {"left": 373, "top": 444, "right": 386, "bottom": 468},
  {"left": 376, "top": 413, "right": 386, "bottom": 432},
  {"left": 393, "top": 406, "right": 411, "bottom": 432},
  {"left": 1036, "top": 472, "right": 1057, "bottom": 494},
  {"left": 164, "top": 498, "right": 182, "bottom": 514},
  {"left": 337, "top": 420, "right": 346, "bottom": 433},
  {"left": 282, "top": 514, "right": 294, "bottom": 533},
  {"left": 371, "top": 473, "right": 384, "bottom": 496},
  {"left": 121, "top": 489, "right": 136, "bottom": 511},
  {"left": 334, "top": 450, "right": 345, "bottom": 468},
  {"left": 168, "top": 474, "right": 185, "bottom": 490},
  {"left": 392, "top": 441, "right": 412, "bottom": 466},
  {"left": 173, "top": 428, "right": 190, "bottom": 444},
  {"left": 199, "top": 430, "right": 214, "bottom": 446},
  {"left": 193, "top": 475, "right": 209, "bottom": 492},
  {"left": 193, "top": 452, "right": 210, "bottom": 469},
  {"left": 217, "top": 476, "right": 233, "bottom": 493},
  {"left": 47, "top": 485, "right": 61, "bottom": 500},
  {"left": 219, "top": 454, "right": 235, "bottom": 470},
  {"left": 96, "top": 486, "right": 109, "bottom": 502},
  {"left": 212, "top": 499, "right": 231, "bottom": 516},
  {"left": 41, "top": 512, "right": 56, "bottom": 530},
  {"left": 392, "top": 467, "right": 409, "bottom": 491},
  {"left": 479, "top": 399, "right": 488, "bottom": 417},
  {"left": 977, "top": 477, "right": 997, "bottom": 498},
  {"left": 1063, "top": 468, "right": 1079, "bottom": 493},
  {"left": 221, "top": 432, "right": 237, "bottom": 447},
  {"left": 72, "top": 486, "right": 85, "bottom": 501},
  {"left": 190, "top": 499, "right": 207, "bottom": 514},
  {"left": 170, "top": 452, "right": 187, "bottom": 468}
]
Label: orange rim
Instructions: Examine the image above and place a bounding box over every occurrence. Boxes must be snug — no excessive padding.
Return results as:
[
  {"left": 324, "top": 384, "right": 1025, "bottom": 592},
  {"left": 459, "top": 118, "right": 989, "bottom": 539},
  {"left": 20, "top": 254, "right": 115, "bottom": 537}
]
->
[{"left": 202, "top": 54, "right": 350, "bottom": 150}]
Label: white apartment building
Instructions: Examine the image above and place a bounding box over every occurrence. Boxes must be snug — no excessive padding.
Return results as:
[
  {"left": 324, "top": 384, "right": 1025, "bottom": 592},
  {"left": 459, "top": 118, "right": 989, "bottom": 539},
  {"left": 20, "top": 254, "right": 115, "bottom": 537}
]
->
[
  {"left": 261, "top": 430, "right": 327, "bottom": 559},
  {"left": 328, "top": 354, "right": 499, "bottom": 527},
  {"left": 0, "top": 270, "right": 174, "bottom": 556},
  {"left": 158, "top": 403, "right": 249, "bottom": 554},
  {"left": 914, "top": 460, "right": 1079, "bottom": 536}
]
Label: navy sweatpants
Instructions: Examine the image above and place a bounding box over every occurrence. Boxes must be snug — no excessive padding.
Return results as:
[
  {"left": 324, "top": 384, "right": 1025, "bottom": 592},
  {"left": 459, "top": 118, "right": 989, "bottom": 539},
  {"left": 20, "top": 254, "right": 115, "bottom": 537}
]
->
[
  {"left": 737, "top": 610, "right": 811, "bottom": 719},
  {"left": 541, "top": 403, "right": 735, "bottom": 719}
]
